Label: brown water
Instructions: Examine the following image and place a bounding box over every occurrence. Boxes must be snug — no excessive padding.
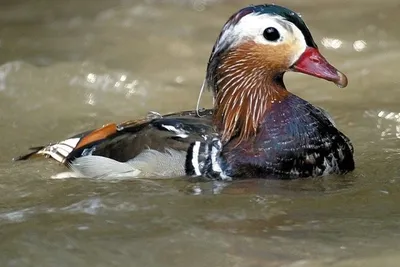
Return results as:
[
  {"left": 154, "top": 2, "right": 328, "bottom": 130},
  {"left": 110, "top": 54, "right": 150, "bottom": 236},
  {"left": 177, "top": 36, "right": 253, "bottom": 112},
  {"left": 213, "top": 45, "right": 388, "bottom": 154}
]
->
[{"left": 1, "top": 0, "right": 400, "bottom": 266}]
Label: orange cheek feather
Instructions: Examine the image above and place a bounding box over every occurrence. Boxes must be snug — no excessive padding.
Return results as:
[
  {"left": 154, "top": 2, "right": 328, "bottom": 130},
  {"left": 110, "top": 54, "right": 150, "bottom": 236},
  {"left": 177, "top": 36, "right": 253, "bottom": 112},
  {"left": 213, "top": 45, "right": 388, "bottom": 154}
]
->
[{"left": 213, "top": 42, "right": 291, "bottom": 144}]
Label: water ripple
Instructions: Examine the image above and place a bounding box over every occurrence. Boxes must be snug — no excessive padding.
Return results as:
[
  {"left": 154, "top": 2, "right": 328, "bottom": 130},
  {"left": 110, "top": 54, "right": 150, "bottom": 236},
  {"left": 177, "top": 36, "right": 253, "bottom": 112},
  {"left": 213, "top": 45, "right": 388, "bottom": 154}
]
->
[{"left": 364, "top": 110, "right": 400, "bottom": 140}]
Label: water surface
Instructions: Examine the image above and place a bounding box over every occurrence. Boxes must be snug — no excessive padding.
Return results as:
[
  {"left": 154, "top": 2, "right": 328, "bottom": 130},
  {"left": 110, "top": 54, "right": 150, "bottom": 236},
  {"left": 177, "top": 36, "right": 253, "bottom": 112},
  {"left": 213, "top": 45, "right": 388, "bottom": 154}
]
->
[{"left": 1, "top": 0, "right": 400, "bottom": 266}]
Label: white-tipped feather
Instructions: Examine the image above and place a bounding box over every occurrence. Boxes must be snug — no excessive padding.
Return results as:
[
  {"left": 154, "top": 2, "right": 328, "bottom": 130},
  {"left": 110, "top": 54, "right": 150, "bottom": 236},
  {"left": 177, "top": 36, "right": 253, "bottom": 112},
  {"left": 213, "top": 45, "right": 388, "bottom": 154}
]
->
[
  {"left": 36, "top": 137, "right": 81, "bottom": 163},
  {"left": 60, "top": 138, "right": 81, "bottom": 149},
  {"left": 160, "top": 124, "right": 189, "bottom": 138}
]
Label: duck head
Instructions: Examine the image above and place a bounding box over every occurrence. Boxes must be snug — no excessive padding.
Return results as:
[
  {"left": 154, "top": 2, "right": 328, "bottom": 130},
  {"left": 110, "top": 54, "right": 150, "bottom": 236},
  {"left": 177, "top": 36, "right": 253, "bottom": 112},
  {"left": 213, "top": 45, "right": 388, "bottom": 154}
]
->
[{"left": 206, "top": 4, "right": 348, "bottom": 143}]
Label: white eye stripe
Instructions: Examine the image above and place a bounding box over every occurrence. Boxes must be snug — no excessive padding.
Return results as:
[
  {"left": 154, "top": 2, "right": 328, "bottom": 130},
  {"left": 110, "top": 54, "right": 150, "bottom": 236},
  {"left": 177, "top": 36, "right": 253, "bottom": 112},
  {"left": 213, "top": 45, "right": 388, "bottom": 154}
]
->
[
  {"left": 214, "top": 13, "right": 307, "bottom": 64},
  {"left": 235, "top": 15, "right": 288, "bottom": 44}
]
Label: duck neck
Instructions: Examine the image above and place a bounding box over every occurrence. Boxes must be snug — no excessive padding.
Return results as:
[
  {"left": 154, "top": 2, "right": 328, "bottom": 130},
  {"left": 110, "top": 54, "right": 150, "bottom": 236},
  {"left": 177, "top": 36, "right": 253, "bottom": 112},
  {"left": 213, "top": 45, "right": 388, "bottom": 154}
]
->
[{"left": 208, "top": 46, "right": 289, "bottom": 144}]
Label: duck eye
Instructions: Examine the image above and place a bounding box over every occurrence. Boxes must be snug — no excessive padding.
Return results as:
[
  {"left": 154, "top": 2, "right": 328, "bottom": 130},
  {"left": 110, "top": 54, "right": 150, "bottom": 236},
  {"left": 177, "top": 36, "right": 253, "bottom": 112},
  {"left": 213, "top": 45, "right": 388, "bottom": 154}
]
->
[{"left": 263, "top": 27, "right": 280, "bottom": 42}]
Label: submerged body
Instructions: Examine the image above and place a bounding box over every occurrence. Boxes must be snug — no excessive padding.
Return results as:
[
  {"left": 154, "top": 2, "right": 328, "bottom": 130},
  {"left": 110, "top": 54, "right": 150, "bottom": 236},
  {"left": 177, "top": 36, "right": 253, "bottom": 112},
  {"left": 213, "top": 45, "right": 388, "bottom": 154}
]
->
[{"left": 16, "top": 4, "right": 355, "bottom": 180}]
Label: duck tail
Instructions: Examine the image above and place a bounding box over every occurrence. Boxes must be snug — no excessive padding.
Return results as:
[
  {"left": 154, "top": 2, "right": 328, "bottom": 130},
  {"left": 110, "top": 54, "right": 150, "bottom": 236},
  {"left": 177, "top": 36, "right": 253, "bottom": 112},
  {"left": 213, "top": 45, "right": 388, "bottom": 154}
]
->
[
  {"left": 14, "top": 123, "right": 119, "bottom": 164},
  {"left": 13, "top": 146, "right": 46, "bottom": 161},
  {"left": 185, "top": 137, "right": 231, "bottom": 181},
  {"left": 13, "top": 135, "right": 82, "bottom": 163}
]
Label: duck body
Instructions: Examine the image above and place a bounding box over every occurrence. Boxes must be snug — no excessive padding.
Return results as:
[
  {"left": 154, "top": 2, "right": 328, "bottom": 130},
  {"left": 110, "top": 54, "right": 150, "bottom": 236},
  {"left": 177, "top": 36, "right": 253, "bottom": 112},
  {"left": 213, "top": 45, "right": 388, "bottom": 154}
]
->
[
  {"left": 18, "top": 100, "right": 353, "bottom": 180},
  {"left": 189, "top": 94, "right": 354, "bottom": 179},
  {"left": 16, "top": 4, "right": 355, "bottom": 180}
]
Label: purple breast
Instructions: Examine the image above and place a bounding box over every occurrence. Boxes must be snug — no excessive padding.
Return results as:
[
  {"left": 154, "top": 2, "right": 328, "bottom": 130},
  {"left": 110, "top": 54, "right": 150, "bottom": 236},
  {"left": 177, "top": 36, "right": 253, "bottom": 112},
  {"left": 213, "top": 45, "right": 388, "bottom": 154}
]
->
[{"left": 220, "top": 94, "right": 354, "bottom": 178}]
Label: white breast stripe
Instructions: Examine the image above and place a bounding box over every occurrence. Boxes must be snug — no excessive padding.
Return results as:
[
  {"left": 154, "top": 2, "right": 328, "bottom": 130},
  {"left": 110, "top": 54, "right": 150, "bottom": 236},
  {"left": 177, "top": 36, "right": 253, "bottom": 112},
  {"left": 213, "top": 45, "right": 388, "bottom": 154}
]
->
[
  {"left": 191, "top": 142, "right": 202, "bottom": 176},
  {"left": 211, "top": 144, "right": 222, "bottom": 173}
]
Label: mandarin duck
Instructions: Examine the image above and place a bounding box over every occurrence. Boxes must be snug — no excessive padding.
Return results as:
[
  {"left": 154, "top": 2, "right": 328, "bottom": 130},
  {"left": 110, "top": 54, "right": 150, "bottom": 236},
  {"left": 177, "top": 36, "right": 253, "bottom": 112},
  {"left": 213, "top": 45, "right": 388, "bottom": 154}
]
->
[{"left": 16, "top": 4, "right": 355, "bottom": 180}]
